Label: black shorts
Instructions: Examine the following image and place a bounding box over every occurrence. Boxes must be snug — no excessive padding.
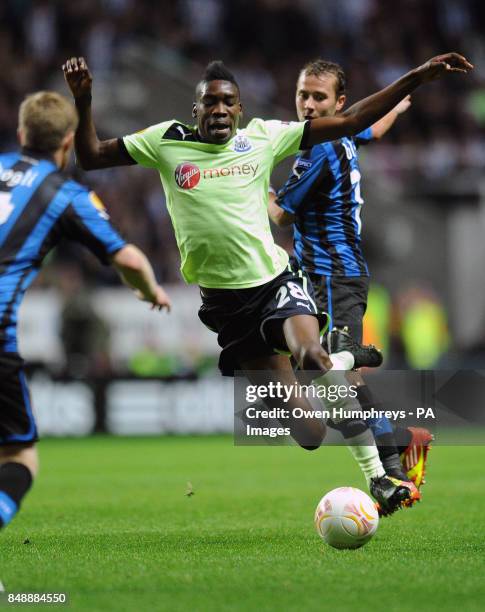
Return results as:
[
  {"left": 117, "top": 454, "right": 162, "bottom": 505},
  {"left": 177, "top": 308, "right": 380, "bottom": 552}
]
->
[
  {"left": 307, "top": 273, "right": 369, "bottom": 343},
  {"left": 0, "top": 353, "right": 38, "bottom": 446},
  {"left": 198, "top": 266, "right": 329, "bottom": 376}
]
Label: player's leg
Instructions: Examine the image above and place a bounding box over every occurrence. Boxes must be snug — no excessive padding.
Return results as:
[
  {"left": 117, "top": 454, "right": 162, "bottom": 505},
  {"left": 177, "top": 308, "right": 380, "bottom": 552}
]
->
[
  {"left": 0, "top": 353, "right": 39, "bottom": 529},
  {"left": 294, "top": 274, "right": 390, "bottom": 481},
  {"left": 326, "top": 335, "right": 409, "bottom": 479},
  {"left": 0, "top": 444, "right": 37, "bottom": 529},
  {"left": 240, "top": 353, "right": 326, "bottom": 449},
  {"left": 279, "top": 313, "right": 384, "bottom": 480},
  {"left": 317, "top": 275, "right": 391, "bottom": 444},
  {"left": 322, "top": 275, "right": 419, "bottom": 485},
  {"left": 266, "top": 313, "right": 411, "bottom": 514},
  {"left": 198, "top": 269, "right": 409, "bottom": 513}
]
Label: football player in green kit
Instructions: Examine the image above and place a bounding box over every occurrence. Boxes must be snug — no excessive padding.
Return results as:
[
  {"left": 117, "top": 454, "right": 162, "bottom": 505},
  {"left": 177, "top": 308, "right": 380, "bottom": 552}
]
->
[{"left": 63, "top": 52, "right": 471, "bottom": 514}]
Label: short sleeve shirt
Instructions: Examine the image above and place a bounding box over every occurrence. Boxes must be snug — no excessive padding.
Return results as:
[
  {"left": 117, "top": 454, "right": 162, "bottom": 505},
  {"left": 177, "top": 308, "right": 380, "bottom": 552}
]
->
[{"left": 123, "top": 118, "right": 307, "bottom": 288}]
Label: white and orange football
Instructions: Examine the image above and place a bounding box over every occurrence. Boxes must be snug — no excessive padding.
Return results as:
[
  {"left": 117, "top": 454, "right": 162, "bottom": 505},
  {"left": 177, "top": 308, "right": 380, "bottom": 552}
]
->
[{"left": 314, "top": 487, "right": 379, "bottom": 549}]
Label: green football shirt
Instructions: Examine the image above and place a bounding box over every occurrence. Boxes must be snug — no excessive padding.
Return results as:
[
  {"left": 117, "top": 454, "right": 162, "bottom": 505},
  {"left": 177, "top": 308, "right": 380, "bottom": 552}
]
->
[{"left": 123, "top": 118, "right": 307, "bottom": 288}]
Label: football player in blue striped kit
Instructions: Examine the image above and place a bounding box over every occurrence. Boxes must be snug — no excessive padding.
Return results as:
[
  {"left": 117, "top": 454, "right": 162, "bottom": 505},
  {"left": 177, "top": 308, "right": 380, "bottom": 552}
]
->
[
  {"left": 269, "top": 60, "right": 432, "bottom": 504},
  {"left": 0, "top": 91, "right": 171, "bottom": 530}
]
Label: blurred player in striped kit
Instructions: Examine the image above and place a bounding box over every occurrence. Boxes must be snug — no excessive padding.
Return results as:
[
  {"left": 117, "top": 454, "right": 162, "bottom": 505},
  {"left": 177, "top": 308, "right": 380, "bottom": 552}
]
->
[{"left": 0, "top": 91, "right": 170, "bottom": 529}]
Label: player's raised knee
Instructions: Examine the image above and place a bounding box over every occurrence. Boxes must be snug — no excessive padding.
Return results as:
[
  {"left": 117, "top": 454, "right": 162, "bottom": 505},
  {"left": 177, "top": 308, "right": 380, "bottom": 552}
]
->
[{"left": 295, "top": 420, "right": 326, "bottom": 450}]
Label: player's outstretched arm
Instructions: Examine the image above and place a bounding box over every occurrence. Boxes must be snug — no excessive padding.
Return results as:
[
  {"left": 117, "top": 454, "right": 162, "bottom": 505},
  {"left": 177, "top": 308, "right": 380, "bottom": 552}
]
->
[
  {"left": 63, "top": 57, "right": 132, "bottom": 169},
  {"left": 112, "top": 245, "right": 171, "bottom": 312},
  {"left": 305, "top": 53, "right": 473, "bottom": 147},
  {"left": 370, "top": 95, "right": 411, "bottom": 140}
]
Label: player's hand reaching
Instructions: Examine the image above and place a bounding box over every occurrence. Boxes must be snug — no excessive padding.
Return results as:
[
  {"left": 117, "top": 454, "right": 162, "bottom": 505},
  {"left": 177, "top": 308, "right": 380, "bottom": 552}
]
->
[
  {"left": 135, "top": 285, "right": 172, "bottom": 313},
  {"left": 62, "top": 57, "right": 93, "bottom": 99},
  {"left": 417, "top": 52, "right": 473, "bottom": 83}
]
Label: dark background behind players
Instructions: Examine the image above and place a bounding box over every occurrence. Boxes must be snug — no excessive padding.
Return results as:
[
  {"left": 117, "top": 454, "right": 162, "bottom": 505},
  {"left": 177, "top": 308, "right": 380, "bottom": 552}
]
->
[{"left": 1, "top": 0, "right": 484, "bottom": 379}]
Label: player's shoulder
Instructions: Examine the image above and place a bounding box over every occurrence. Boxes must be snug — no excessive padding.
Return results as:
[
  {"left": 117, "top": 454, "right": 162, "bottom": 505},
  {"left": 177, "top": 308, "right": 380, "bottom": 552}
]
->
[
  {"left": 244, "top": 117, "right": 288, "bottom": 134},
  {"left": 302, "top": 141, "right": 332, "bottom": 161},
  {"left": 315, "top": 138, "right": 347, "bottom": 157},
  {"left": 162, "top": 120, "right": 198, "bottom": 142},
  {"left": 57, "top": 177, "right": 89, "bottom": 199},
  {"left": 245, "top": 117, "right": 304, "bottom": 141},
  {"left": 0, "top": 151, "right": 21, "bottom": 167},
  {"left": 59, "top": 179, "right": 111, "bottom": 219},
  {"left": 57, "top": 177, "right": 101, "bottom": 208},
  {"left": 144, "top": 119, "right": 198, "bottom": 143},
  {"left": 239, "top": 119, "right": 282, "bottom": 144},
  {"left": 244, "top": 117, "right": 266, "bottom": 133},
  {"left": 125, "top": 119, "right": 192, "bottom": 141}
]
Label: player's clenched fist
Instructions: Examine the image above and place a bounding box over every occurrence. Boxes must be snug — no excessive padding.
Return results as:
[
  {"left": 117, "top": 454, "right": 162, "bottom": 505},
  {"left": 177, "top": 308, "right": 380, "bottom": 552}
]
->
[{"left": 62, "top": 57, "right": 92, "bottom": 99}]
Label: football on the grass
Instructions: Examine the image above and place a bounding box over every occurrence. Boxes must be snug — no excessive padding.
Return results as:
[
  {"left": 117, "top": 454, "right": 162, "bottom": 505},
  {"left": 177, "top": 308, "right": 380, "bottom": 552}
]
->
[{"left": 314, "top": 487, "right": 379, "bottom": 549}]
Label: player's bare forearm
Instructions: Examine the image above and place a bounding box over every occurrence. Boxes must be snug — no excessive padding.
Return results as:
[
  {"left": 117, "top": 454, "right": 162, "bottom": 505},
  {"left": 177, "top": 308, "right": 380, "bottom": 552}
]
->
[
  {"left": 74, "top": 97, "right": 124, "bottom": 169},
  {"left": 112, "top": 245, "right": 171, "bottom": 311},
  {"left": 268, "top": 193, "right": 294, "bottom": 227},
  {"left": 370, "top": 111, "right": 398, "bottom": 140},
  {"left": 63, "top": 57, "right": 132, "bottom": 169},
  {"left": 370, "top": 96, "right": 411, "bottom": 140},
  {"left": 306, "top": 52, "right": 472, "bottom": 146}
]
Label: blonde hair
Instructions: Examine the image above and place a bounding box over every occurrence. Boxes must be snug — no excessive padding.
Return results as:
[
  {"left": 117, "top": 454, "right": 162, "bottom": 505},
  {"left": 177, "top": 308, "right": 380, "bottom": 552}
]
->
[{"left": 18, "top": 91, "right": 78, "bottom": 153}]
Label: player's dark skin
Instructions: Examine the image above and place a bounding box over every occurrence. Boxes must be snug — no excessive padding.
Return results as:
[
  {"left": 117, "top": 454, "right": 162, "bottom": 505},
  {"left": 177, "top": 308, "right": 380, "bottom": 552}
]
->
[
  {"left": 63, "top": 53, "right": 472, "bottom": 447},
  {"left": 239, "top": 318, "right": 331, "bottom": 447}
]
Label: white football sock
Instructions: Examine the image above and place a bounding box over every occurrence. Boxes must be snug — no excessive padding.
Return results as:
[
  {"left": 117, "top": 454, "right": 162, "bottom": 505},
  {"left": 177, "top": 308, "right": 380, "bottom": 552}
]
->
[
  {"left": 311, "top": 351, "right": 355, "bottom": 409},
  {"left": 344, "top": 431, "right": 386, "bottom": 486},
  {"left": 313, "top": 353, "right": 385, "bottom": 485},
  {"left": 328, "top": 351, "right": 354, "bottom": 371}
]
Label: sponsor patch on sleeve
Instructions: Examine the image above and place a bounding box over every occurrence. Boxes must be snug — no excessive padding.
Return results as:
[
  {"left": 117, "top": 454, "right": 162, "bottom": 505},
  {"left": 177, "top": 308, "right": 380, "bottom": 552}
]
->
[{"left": 89, "top": 191, "right": 110, "bottom": 219}]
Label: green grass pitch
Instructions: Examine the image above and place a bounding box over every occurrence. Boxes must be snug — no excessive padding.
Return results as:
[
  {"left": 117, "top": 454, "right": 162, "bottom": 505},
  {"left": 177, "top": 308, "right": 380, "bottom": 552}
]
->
[{"left": 1, "top": 436, "right": 484, "bottom": 611}]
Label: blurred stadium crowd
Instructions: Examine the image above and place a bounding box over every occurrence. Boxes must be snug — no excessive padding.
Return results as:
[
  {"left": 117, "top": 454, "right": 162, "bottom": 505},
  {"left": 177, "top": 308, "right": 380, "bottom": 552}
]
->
[
  {"left": 2, "top": 0, "right": 484, "bottom": 145},
  {"left": 2, "top": 0, "right": 485, "bottom": 373},
  {"left": 1, "top": 0, "right": 484, "bottom": 284}
]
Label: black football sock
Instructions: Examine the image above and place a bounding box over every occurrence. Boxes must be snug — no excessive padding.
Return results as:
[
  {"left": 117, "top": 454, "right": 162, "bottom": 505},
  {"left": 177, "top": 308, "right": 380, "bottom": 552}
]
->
[
  {"left": 326, "top": 417, "right": 368, "bottom": 438},
  {"left": 0, "top": 462, "right": 33, "bottom": 528}
]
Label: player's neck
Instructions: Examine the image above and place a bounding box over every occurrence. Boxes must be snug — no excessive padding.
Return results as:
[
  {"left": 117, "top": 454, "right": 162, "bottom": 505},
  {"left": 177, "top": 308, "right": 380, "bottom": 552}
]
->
[
  {"left": 21, "top": 146, "right": 58, "bottom": 165},
  {"left": 53, "top": 149, "right": 65, "bottom": 169}
]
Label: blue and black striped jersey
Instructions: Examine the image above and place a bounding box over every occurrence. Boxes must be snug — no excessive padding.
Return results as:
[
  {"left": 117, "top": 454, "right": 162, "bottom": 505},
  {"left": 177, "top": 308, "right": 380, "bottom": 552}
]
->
[
  {"left": 277, "top": 128, "right": 373, "bottom": 277},
  {"left": 0, "top": 150, "right": 126, "bottom": 353}
]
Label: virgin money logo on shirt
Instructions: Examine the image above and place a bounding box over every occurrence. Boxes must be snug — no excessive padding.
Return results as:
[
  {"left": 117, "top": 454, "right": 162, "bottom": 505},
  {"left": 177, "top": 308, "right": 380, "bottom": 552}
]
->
[
  {"left": 175, "top": 162, "right": 259, "bottom": 188},
  {"left": 175, "top": 163, "right": 201, "bottom": 189}
]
